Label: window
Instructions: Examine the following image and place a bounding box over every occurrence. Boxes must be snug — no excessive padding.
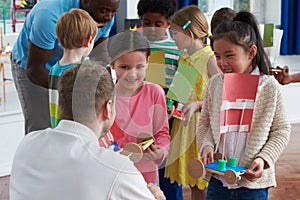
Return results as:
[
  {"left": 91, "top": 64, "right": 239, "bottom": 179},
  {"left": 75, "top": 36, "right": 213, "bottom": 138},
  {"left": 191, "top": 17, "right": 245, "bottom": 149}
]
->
[
  {"left": 198, "top": 0, "right": 280, "bottom": 25},
  {"left": 0, "top": 0, "right": 37, "bottom": 21}
]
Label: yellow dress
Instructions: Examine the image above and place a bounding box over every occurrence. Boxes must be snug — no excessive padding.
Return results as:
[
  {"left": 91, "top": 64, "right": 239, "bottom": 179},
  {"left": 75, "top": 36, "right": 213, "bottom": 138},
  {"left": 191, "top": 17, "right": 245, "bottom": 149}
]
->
[{"left": 164, "top": 46, "right": 214, "bottom": 189}]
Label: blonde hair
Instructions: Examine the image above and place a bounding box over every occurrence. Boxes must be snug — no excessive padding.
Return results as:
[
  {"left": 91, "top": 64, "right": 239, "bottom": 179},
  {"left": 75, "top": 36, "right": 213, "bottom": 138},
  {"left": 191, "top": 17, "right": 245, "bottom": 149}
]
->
[
  {"left": 56, "top": 8, "right": 98, "bottom": 49},
  {"left": 170, "top": 5, "right": 209, "bottom": 42}
]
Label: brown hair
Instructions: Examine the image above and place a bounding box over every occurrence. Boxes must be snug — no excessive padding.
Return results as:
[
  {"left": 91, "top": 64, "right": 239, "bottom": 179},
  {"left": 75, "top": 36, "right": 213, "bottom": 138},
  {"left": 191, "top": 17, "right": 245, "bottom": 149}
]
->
[
  {"left": 59, "top": 61, "right": 114, "bottom": 122},
  {"left": 108, "top": 30, "right": 150, "bottom": 63},
  {"left": 211, "top": 7, "right": 236, "bottom": 34},
  {"left": 56, "top": 8, "right": 98, "bottom": 49},
  {"left": 170, "top": 5, "right": 209, "bottom": 42}
]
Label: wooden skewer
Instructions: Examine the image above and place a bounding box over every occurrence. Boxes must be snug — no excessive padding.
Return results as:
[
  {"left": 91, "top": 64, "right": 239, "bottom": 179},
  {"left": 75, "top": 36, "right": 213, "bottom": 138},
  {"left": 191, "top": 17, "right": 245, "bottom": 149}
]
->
[
  {"left": 269, "top": 66, "right": 289, "bottom": 76},
  {"left": 233, "top": 101, "right": 246, "bottom": 158},
  {"left": 222, "top": 110, "right": 228, "bottom": 161},
  {"left": 0, "top": 27, "right": 4, "bottom": 52}
]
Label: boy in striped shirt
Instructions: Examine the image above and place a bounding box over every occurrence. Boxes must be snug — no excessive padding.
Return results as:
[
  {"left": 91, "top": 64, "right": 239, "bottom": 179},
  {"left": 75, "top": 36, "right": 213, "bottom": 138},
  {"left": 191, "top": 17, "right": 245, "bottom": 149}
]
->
[{"left": 137, "top": 1, "right": 183, "bottom": 199}]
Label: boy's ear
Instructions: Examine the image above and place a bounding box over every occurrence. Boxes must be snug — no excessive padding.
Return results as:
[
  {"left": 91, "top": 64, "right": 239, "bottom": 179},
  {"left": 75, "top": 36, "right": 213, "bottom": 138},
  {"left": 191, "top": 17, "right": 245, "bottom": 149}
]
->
[{"left": 83, "top": 36, "right": 93, "bottom": 47}]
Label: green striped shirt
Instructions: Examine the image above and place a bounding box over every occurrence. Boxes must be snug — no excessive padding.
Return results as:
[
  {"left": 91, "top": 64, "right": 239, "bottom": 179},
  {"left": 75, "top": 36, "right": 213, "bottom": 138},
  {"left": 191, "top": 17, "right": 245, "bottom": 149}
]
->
[
  {"left": 48, "top": 62, "right": 73, "bottom": 128},
  {"left": 149, "top": 37, "right": 182, "bottom": 88}
]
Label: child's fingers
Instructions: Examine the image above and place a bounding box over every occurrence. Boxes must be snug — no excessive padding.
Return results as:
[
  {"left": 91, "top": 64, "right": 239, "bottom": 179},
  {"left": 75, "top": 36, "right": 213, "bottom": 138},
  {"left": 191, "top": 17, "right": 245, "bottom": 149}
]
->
[
  {"left": 201, "top": 146, "right": 214, "bottom": 164},
  {"left": 149, "top": 144, "right": 159, "bottom": 151},
  {"left": 244, "top": 169, "right": 263, "bottom": 182},
  {"left": 244, "top": 158, "right": 264, "bottom": 181},
  {"left": 144, "top": 144, "right": 162, "bottom": 160},
  {"left": 147, "top": 184, "right": 166, "bottom": 200}
]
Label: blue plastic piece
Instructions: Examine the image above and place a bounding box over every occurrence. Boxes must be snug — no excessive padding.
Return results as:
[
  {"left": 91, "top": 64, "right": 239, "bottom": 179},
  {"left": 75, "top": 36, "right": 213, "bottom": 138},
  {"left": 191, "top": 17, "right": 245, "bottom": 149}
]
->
[{"left": 205, "top": 161, "right": 247, "bottom": 173}]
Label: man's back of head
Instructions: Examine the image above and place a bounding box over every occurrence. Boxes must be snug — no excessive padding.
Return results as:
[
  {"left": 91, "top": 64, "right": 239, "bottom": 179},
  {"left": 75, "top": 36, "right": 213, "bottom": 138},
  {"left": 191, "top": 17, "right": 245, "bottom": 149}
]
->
[{"left": 59, "top": 61, "right": 115, "bottom": 128}]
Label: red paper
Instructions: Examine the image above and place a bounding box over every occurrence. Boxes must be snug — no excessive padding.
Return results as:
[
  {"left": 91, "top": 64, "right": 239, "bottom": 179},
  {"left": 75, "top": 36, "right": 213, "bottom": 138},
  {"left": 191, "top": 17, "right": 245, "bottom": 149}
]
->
[{"left": 220, "top": 73, "right": 259, "bottom": 134}]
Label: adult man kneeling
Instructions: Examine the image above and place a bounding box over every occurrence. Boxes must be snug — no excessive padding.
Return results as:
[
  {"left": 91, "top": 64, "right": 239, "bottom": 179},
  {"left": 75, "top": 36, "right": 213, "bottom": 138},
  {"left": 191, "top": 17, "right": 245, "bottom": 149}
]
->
[{"left": 10, "top": 61, "right": 165, "bottom": 200}]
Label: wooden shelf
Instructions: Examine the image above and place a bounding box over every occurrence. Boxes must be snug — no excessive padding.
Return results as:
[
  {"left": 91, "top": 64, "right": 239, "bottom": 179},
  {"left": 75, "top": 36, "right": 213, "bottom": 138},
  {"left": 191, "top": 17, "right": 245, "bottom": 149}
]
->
[{"left": 12, "top": 1, "right": 36, "bottom": 32}]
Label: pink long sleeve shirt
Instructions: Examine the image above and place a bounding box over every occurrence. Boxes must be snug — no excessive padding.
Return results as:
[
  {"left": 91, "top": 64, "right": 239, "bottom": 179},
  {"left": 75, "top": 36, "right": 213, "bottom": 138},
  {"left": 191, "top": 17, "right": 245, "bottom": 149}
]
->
[{"left": 110, "top": 82, "right": 170, "bottom": 184}]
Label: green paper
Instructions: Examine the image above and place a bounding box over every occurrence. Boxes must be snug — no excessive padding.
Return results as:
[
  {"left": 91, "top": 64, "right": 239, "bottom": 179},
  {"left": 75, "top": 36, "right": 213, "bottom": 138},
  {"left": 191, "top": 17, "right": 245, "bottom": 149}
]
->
[
  {"left": 263, "top": 23, "right": 274, "bottom": 47},
  {"left": 166, "top": 62, "right": 199, "bottom": 104}
]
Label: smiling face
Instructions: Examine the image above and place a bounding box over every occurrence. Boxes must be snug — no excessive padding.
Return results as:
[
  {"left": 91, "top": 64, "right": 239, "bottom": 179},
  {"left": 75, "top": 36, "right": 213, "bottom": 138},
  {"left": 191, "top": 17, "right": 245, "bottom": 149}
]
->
[
  {"left": 213, "top": 38, "right": 256, "bottom": 74},
  {"left": 141, "top": 12, "right": 170, "bottom": 41},
  {"left": 112, "top": 51, "right": 149, "bottom": 95},
  {"left": 81, "top": 0, "right": 119, "bottom": 28}
]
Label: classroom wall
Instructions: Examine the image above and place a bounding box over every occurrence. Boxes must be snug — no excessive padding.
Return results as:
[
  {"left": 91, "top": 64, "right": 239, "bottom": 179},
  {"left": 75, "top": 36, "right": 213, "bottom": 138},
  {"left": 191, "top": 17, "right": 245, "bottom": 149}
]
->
[{"left": 0, "top": 112, "right": 24, "bottom": 177}]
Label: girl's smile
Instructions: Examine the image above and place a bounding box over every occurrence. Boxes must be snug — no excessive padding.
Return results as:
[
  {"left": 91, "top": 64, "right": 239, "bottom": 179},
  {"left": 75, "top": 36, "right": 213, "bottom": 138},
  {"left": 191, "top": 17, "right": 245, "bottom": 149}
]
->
[
  {"left": 213, "top": 38, "right": 255, "bottom": 74},
  {"left": 111, "top": 51, "right": 149, "bottom": 96}
]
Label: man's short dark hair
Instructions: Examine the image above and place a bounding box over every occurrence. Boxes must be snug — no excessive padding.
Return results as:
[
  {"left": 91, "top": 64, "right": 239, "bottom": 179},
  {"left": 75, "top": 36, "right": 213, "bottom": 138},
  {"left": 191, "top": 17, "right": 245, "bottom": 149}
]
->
[{"left": 59, "top": 61, "right": 114, "bottom": 123}]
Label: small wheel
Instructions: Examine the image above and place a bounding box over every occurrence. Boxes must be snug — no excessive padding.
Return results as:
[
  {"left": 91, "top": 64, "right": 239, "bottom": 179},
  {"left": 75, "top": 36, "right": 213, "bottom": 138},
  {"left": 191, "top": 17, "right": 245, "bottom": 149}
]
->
[
  {"left": 120, "top": 143, "right": 143, "bottom": 163},
  {"left": 214, "top": 152, "right": 227, "bottom": 161},
  {"left": 187, "top": 158, "right": 205, "bottom": 178},
  {"left": 224, "top": 170, "right": 238, "bottom": 185},
  {"left": 282, "top": 66, "right": 289, "bottom": 76}
]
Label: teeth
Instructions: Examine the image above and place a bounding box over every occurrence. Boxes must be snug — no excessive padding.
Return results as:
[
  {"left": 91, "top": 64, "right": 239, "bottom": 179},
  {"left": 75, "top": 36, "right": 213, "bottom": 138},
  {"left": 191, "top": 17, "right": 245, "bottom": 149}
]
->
[
  {"left": 97, "top": 22, "right": 106, "bottom": 27},
  {"left": 223, "top": 68, "right": 233, "bottom": 73},
  {"left": 126, "top": 78, "right": 137, "bottom": 82}
]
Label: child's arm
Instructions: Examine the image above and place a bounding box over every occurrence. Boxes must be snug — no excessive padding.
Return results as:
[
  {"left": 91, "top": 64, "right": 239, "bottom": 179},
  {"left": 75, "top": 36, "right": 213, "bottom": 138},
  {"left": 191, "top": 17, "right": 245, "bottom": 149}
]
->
[
  {"left": 182, "top": 101, "right": 202, "bottom": 126},
  {"left": 196, "top": 80, "right": 215, "bottom": 152},
  {"left": 251, "top": 80, "right": 291, "bottom": 169},
  {"left": 206, "top": 55, "right": 222, "bottom": 78},
  {"left": 275, "top": 71, "right": 300, "bottom": 85},
  {"left": 151, "top": 85, "right": 170, "bottom": 165},
  {"left": 147, "top": 183, "right": 166, "bottom": 200}
]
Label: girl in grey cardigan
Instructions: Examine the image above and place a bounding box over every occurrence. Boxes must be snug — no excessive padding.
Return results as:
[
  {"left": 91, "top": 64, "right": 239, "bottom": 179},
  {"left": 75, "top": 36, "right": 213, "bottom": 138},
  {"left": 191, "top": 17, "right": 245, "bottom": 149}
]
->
[{"left": 196, "top": 11, "right": 291, "bottom": 199}]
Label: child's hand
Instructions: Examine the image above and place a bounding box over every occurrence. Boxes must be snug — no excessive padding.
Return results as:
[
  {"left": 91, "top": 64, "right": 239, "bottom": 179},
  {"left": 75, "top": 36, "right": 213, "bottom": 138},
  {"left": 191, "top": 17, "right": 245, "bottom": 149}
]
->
[
  {"left": 147, "top": 183, "right": 166, "bottom": 200},
  {"left": 201, "top": 146, "right": 214, "bottom": 164},
  {"left": 183, "top": 101, "right": 201, "bottom": 126},
  {"left": 243, "top": 157, "right": 264, "bottom": 182},
  {"left": 143, "top": 144, "right": 163, "bottom": 161}
]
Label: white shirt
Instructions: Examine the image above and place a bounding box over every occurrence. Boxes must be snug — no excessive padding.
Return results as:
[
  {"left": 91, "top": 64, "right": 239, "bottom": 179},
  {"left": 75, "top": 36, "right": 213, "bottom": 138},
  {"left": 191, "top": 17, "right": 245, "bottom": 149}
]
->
[{"left": 10, "top": 120, "right": 155, "bottom": 200}]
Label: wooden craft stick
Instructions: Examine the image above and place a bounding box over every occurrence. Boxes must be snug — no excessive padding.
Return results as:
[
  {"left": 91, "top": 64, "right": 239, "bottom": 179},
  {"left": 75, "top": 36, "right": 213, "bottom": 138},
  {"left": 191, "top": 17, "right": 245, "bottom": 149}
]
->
[{"left": 140, "top": 138, "right": 154, "bottom": 150}]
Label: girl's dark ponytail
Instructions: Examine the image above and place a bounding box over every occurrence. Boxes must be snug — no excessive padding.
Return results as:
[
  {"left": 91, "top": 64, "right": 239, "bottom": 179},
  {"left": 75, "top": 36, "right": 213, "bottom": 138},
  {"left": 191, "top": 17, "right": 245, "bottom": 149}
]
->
[{"left": 233, "top": 11, "right": 270, "bottom": 75}]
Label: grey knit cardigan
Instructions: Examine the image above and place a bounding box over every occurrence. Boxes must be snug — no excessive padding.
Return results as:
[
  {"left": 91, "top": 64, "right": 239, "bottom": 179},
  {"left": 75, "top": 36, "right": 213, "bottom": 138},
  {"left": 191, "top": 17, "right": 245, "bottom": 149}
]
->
[{"left": 196, "top": 73, "right": 291, "bottom": 189}]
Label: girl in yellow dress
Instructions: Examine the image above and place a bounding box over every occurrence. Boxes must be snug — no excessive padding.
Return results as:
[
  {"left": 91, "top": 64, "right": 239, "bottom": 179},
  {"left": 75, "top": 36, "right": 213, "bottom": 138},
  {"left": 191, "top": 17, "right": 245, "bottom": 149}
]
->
[{"left": 164, "top": 5, "right": 221, "bottom": 200}]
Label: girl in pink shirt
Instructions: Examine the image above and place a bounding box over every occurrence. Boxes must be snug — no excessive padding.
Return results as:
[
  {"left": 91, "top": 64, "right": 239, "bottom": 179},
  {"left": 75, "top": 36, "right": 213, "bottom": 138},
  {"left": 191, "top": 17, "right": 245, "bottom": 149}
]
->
[{"left": 109, "top": 30, "right": 170, "bottom": 184}]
